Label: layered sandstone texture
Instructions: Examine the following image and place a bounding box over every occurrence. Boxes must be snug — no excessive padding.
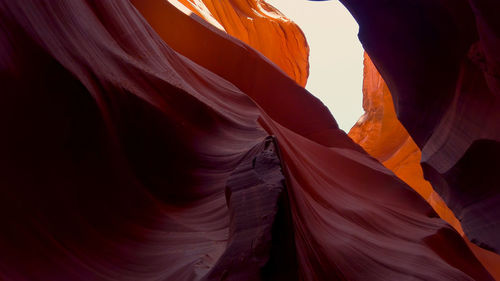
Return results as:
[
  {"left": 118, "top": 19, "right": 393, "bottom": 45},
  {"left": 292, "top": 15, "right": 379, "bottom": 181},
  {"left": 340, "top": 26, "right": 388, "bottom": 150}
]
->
[
  {"left": 349, "top": 53, "right": 500, "bottom": 280},
  {"left": 340, "top": 0, "right": 500, "bottom": 256},
  {"left": 0, "top": 0, "right": 497, "bottom": 281}
]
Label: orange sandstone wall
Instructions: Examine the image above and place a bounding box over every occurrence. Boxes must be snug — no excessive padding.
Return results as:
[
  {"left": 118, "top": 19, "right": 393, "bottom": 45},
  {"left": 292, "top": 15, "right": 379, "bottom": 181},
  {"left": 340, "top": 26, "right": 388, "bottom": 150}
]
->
[
  {"left": 349, "top": 53, "right": 462, "bottom": 232},
  {"left": 175, "top": 0, "right": 309, "bottom": 86},
  {"left": 168, "top": 3, "right": 500, "bottom": 276},
  {"left": 340, "top": 0, "right": 500, "bottom": 260},
  {"left": 349, "top": 53, "right": 500, "bottom": 280},
  {"left": 131, "top": 1, "right": 495, "bottom": 279},
  {"left": 166, "top": 1, "right": 500, "bottom": 277},
  {"left": 0, "top": 0, "right": 496, "bottom": 280}
]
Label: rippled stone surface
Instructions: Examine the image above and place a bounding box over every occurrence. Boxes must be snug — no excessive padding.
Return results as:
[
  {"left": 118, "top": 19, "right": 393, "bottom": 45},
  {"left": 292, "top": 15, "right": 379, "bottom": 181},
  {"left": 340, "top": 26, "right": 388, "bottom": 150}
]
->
[{"left": 0, "top": 0, "right": 497, "bottom": 280}]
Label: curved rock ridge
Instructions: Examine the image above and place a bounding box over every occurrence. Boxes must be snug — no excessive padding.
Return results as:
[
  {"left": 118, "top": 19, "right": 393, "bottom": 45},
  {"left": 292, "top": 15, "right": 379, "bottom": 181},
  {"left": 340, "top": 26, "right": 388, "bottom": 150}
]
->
[
  {"left": 130, "top": 0, "right": 353, "bottom": 149},
  {"left": 169, "top": 0, "right": 310, "bottom": 86},
  {"left": 0, "top": 0, "right": 495, "bottom": 280},
  {"left": 349, "top": 52, "right": 500, "bottom": 280},
  {"left": 340, "top": 0, "right": 500, "bottom": 256}
]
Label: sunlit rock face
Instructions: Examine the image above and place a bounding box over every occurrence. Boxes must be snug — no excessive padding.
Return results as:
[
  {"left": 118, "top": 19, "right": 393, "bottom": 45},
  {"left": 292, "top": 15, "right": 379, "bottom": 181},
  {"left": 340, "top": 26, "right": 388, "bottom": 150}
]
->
[
  {"left": 0, "top": 0, "right": 497, "bottom": 280},
  {"left": 349, "top": 53, "right": 500, "bottom": 280},
  {"left": 340, "top": 0, "right": 500, "bottom": 257},
  {"left": 349, "top": 53, "right": 464, "bottom": 233},
  {"left": 172, "top": 0, "right": 310, "bottom": 86}
]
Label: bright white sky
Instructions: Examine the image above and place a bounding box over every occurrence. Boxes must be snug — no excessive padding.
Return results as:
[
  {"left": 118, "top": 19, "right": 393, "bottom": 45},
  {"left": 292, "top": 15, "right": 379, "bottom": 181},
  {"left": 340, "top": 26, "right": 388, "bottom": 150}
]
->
[{"left": 265, "top": 0, "right": 364, "bottom": 131}]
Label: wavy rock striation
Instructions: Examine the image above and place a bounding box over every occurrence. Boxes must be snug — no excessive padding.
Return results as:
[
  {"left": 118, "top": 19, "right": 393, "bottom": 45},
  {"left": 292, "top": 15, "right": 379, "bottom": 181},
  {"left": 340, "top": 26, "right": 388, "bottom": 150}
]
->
[{"left": 0, "top": 0, "right": 496, "bottom": 280}]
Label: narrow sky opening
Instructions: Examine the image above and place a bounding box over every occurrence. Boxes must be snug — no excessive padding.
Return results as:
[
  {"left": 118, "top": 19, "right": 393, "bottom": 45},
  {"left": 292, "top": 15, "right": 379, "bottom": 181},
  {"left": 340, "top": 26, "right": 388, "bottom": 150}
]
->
[{"left": 266, "top": 0, "right": 364, "bottom": 132}]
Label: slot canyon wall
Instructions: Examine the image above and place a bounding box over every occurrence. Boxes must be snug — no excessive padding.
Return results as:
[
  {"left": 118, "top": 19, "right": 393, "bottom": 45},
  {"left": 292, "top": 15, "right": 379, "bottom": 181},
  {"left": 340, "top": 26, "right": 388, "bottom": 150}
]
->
[
  {"left": 349, "top": 53, "right": 500, "bottom": 279},
  {"left": 339, "top": 0, "right": 500, "bottom": 255},
  {"left": 0, "top": 0, "right": 498, "bottom": 280}
]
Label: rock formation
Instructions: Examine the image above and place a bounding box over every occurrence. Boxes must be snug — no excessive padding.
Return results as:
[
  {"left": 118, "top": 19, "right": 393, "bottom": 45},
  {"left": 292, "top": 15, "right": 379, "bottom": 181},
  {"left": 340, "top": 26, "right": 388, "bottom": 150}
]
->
[
  {"left": 0, "top": 0, "right": 498, "bottom": 280},
  {"left": 349, "top": 52, "right": 500, "bottom": 280},
  {"left": 172, "top": 0, "right": 310, "bottom": 86},
  {"left": 340, "top": 0, "right": 500, "bottom": 259}
]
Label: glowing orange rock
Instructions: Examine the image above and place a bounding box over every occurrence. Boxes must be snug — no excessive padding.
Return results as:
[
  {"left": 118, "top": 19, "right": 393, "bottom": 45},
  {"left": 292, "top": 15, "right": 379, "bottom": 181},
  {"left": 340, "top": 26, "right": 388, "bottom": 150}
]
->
[
  {"left": 349, "top": 52, "right": 500, "bottom": 280},
  {"left": 341, "top": 0, "right": 500, "bottom": 258},
  {"left": 173, "top": 0, "right": 309, "bottom": 86},
  {"left": 131, "top": 0, "right": 342, "bottom": 147},
  {"left": 349, "top": 53, "right": 460, "bottom": 230},
  {"left": 0, "top": 0, "right": 495, "bottom": 280}
]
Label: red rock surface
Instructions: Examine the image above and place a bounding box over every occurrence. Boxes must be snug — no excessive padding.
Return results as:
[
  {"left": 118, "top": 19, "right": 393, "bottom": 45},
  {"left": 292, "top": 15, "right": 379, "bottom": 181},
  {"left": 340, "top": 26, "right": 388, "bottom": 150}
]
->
[
  {"left": 349, "top": 52, "right": 500, "bottom": 280},
  {"left": 340, "top": 0, "right": 500, "bottom": 257},
  {"left": 0, "top": 0, "right": 497, "bottom": 280}
]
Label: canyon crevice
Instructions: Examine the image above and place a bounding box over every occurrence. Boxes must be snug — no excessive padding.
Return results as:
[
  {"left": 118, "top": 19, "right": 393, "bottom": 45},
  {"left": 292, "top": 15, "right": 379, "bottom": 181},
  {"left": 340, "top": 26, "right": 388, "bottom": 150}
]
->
[{"left": 0, "top": 0, "right": 498, "bottom": 280}]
